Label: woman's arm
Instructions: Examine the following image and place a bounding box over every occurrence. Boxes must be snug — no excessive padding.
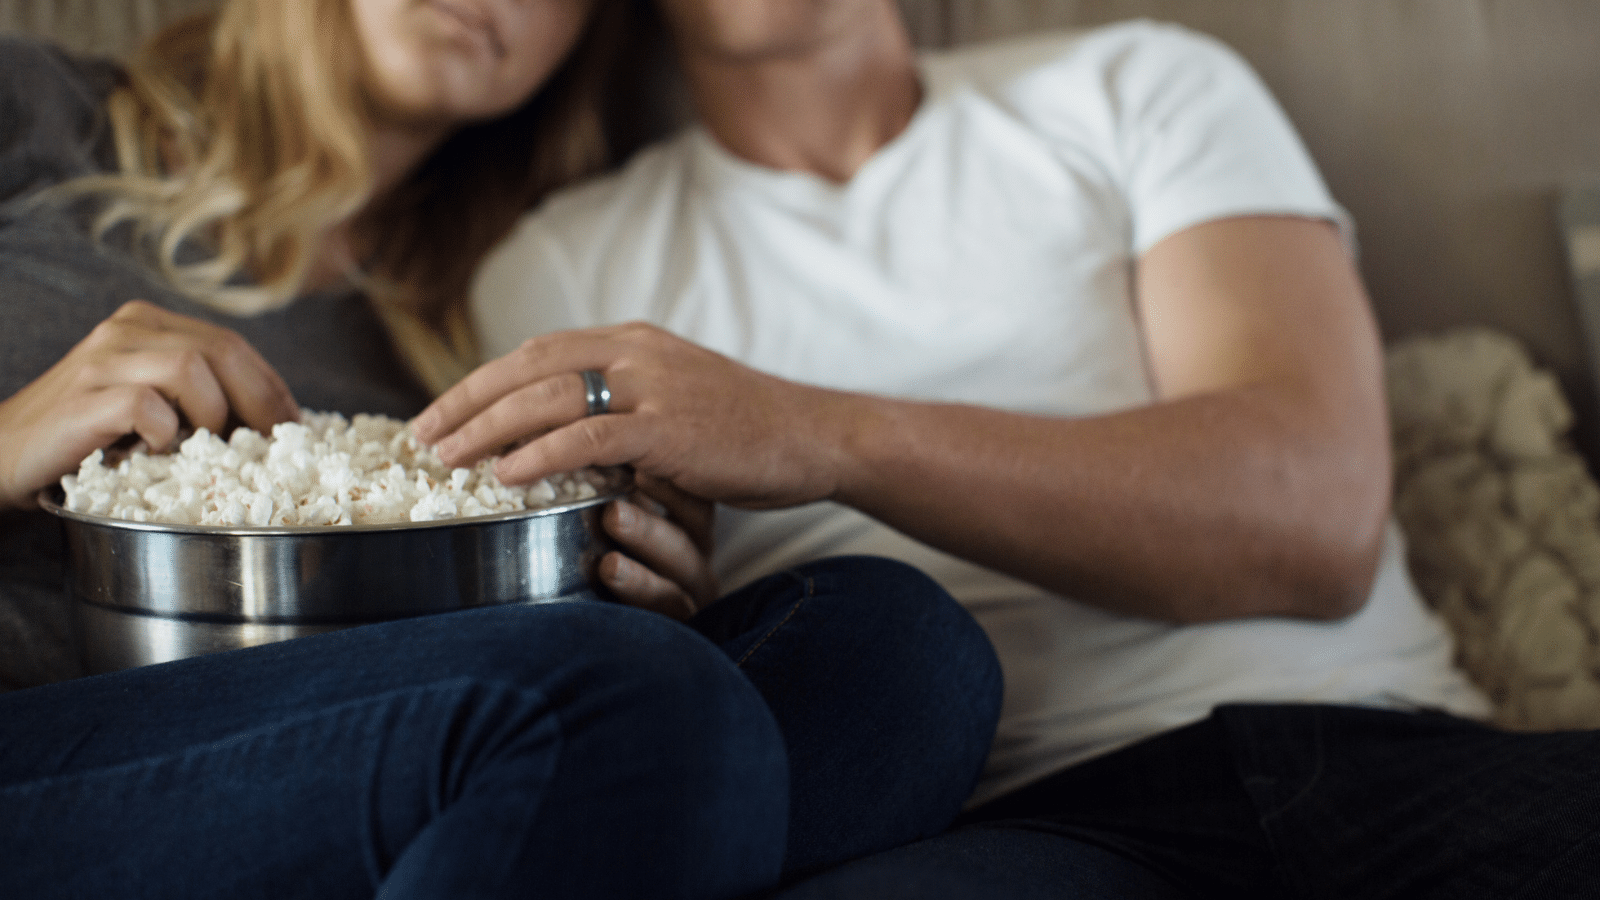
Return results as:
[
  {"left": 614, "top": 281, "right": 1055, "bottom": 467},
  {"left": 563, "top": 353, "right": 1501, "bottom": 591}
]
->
[
  {"left": 416, "top": 215, "right": 1389, "bottom": 624},
  {"left": 0, "top": 300, "right": 300, "bottom": 510}
]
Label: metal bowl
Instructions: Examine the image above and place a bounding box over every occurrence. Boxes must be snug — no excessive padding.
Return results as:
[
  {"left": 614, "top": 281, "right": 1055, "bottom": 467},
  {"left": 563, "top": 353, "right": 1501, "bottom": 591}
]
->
[{"left": 38, "top": 467, "right": 630, "bottom": 673}]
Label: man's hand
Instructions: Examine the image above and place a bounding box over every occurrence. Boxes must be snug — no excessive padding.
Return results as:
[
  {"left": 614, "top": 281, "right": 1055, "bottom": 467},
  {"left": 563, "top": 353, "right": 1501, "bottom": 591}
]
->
[
  {"left": 598, "top": 474, "right": 719, "bottom": 620},
  {"left": 413, "top": 324, "right": 842, "bottom": 619},
  {"left": 414, "top": 321, "right": 849, "bottom": 510},
  {"left": 0, "top": 300, "right": 299, "bottom": 510},
  {"left": 415, "top": 216, "right": 1390, "bottom": 625}
]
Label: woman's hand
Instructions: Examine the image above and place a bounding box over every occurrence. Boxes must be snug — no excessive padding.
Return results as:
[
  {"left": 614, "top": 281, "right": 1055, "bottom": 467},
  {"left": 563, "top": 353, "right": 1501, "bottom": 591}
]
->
[
  {"left": 413, "top": 322, "right": 853, "bottom": 511},
  {"left": 0, "top": 300, "right": 300, "bottom": 510},
  {"left": 599, "top": 473, "right": 719, "bottom": 621}
]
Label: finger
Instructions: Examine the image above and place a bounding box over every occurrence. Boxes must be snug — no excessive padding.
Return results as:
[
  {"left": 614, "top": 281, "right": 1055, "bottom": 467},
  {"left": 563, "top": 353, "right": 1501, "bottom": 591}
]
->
[
  {"left": 411, "top": 342, "right": 576, "bottom": 444},
  {"left": 599, "top": 551, "right": 698, "bottom": 621},
  {"left": 492, "top": 414, "right": 650, "bottom": 486},
  {"left": 604, "top": 499, "right": 718, "bottom": 605},
  {"left": 628, "top": 490, "right": 669, "bottom": 519},
  {"left": 431, "top": 373, "right": 594, "bottom": 468},
  {"left": 415, "top": 325, "right": 635, "bottom": 444},
  {"left": 56, "top": 385, "right": 180, "bottom": 475},
  {"left": 632, "top": 473, "right": 715, "bottom": 557},
  {"left": 97, "top": 347, "right": 230, "bottom": 434},
  {"left": 114, "top": 384, "right": 186, "bottom": 451},
  {"left": 2, "top": 385, "right": 179, "bottom": 506},
  {"left": 110, "top": 301, "right": 299, "bottom": 432},
  {"left": 174, "top": 325, "right": 298, "bottom": 433},
  {"left": 72, "top": 382, "right": 185, "bottom": 454},
  {"left": 199, "top": 335, "right": 300, "bottom": 433}
]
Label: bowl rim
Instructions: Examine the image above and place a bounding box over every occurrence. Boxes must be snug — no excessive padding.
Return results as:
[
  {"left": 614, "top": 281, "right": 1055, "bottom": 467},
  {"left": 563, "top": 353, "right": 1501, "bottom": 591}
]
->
[{"left": 37, "top": 466, "right": 632, "bottom": 536}]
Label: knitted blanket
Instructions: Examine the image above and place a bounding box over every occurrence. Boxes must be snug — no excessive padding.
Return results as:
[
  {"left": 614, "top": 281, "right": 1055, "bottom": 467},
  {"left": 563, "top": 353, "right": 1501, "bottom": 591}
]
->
[{"left": 1388, "top": 327, "right": 1600, "bottom": 729}]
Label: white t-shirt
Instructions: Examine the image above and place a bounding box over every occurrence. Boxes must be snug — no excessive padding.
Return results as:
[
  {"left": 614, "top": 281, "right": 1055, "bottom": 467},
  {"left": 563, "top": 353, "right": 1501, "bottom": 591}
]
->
[{"left": 472, "top": 19, "right": 1491, "bottom": 805}]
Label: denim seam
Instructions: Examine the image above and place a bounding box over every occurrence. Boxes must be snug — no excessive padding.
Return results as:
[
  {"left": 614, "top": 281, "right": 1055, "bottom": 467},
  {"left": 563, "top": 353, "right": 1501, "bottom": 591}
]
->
[
  {"left": 363, "top": 678, "right": 561, "bottom": 892},
  {"left": 734, "top": 574, "right": 814, "bottom": 669},
  {"left": 471, "top": 687, "right": 564, "bottom": 897}
]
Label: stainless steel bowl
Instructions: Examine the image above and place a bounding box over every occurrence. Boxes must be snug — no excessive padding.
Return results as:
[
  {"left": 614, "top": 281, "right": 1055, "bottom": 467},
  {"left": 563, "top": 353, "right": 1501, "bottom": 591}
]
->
[{"left": 39, "top": 467, "right": 630, "bottom": 673}]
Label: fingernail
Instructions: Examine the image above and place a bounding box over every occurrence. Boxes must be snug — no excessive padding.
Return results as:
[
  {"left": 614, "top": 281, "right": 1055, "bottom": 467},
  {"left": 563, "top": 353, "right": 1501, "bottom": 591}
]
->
[
  {"left": 607, "top": 556, "right": 632, "bottom": 587},
  {"left": 613, "top": 501, "right": 636, "bottom": 530}
]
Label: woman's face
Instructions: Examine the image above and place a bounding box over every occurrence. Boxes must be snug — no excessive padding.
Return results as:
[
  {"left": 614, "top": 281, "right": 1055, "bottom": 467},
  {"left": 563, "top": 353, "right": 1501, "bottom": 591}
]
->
[{"left": 352, "top": 0, "right": 595, "bottom": 128}]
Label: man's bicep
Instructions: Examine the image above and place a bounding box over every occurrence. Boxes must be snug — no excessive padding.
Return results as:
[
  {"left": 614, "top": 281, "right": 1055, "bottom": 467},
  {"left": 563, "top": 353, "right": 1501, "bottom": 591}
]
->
[{"left": 1134, "top": 215, "right": 1386, "bottom": 419}]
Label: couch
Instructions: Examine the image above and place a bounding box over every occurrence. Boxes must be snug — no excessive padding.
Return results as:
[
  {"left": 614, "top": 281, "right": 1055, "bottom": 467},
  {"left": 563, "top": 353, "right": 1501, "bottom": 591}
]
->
[{"left": 6, "top": 0, "right": 1600, "bottom": 727}]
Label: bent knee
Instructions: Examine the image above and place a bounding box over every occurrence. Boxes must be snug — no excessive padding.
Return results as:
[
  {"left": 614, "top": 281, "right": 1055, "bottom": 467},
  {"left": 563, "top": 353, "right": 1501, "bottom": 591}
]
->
[
  {"left": 787, "top": 555, "right": 1004, "bottom": 713},
  {"left": 445, "top": 603, "right": 750, "bottom": 696},
  {"left": 797, "top": 556, "right": 995, "bottom": 657}
]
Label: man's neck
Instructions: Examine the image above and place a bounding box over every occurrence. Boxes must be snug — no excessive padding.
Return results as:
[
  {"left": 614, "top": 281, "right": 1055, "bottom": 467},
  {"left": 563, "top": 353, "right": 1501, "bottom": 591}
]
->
[{"left": 678, "top": 5, "right": 921, "bottom": 184}]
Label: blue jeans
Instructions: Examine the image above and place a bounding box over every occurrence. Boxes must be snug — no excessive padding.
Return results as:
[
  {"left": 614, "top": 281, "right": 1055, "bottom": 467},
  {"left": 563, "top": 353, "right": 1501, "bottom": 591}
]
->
[
  {"left": 691, "top": 556, "right": 1002, "bottom": 878},
  {"left": 0, "top": 555, "right": 1002, "bottom": 899},
  {"left": 775, "top": 703, "right": 1600, "bottom": 899}
]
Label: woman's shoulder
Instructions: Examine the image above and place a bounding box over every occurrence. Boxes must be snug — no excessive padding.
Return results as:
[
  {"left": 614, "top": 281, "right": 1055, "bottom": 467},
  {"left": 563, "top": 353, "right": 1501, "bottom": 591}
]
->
[
  {"left": 0, "top": 34, "right": 123, "bottom": 205},
  {"left": 0, "top": 33, "right": 122, "bottom": 109}
]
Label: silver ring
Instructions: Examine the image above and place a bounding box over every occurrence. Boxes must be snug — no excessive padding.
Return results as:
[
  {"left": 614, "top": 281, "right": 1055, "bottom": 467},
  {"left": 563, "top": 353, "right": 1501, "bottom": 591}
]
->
[{"left": 580, "top": 369, "right": 611, "bottom": 417}]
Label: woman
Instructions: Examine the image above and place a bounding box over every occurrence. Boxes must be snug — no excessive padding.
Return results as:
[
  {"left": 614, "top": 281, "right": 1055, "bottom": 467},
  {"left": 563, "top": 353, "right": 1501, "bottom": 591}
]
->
[{"left": 0, "top": 1, "right": 1002, "bottom": 896}]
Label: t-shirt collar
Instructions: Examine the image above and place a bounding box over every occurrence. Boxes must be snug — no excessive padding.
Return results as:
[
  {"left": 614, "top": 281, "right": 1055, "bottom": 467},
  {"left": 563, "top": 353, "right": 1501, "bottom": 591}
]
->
[{"left": 687, "top": 59, "right": 947, "bottom": 205}]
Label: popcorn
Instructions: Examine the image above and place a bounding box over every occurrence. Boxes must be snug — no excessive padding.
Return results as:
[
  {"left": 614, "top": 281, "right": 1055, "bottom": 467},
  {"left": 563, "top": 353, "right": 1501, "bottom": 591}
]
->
[{"left": 60, "top": 411, "right": 606, "bottom": 527}]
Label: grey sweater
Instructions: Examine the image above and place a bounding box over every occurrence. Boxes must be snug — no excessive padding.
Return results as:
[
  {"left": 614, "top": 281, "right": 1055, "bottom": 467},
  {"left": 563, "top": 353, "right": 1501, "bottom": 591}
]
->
[{"left": 0, "top": 35, "right": 433, "bottom": 689}]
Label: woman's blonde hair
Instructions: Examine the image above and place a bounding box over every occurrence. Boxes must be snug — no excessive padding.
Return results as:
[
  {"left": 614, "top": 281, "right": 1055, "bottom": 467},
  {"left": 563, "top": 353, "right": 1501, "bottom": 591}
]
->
[{"left": 75, "top": 0, "right": 628, "bottom": 395}]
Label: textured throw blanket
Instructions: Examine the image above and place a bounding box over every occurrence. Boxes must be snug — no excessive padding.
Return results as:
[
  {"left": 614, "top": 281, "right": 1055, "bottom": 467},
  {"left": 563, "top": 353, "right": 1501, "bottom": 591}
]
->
[{"left": 1388, "top": 327, "right": 1600, "bottom": 730}]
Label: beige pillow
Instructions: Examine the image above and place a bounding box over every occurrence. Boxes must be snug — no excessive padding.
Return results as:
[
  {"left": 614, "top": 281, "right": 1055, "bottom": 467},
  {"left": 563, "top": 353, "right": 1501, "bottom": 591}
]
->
[{"left": 1388, "top": 327, "right": 1600, "bottom": 731}]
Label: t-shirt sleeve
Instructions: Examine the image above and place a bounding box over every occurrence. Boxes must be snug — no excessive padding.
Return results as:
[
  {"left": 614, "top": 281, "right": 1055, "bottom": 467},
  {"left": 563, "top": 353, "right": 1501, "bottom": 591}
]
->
[
  {"left": 0, "top": 35, "right": 121, "bottom": 208},
  {"left": 1065, "top": 22, "right": 1350, "bottom": 254}
]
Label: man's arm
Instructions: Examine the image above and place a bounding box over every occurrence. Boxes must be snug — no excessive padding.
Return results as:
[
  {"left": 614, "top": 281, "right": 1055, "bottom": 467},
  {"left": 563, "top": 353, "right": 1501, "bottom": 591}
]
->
[
  {"left": 828, "top": 214, "right": 1391, "bottom": 622},
  {"left": 419, "top": 214, "right": 1390, "bottom": 624}
]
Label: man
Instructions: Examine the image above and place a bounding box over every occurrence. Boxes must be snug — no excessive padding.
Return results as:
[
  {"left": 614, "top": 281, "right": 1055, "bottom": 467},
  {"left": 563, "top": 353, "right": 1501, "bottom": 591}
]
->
[{"left": 415, "top": 1, "right": 1600, "bottom": 894}]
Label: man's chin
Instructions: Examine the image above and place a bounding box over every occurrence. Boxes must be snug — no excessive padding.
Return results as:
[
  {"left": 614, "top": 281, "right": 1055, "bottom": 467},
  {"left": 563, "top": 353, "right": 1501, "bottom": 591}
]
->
[{"left": 657, "top": 0, "right": 877, "bottom": 63}]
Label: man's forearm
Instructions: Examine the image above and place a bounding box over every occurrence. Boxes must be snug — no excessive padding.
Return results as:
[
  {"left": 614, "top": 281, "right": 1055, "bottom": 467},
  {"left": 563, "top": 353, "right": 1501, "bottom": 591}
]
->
[{"left": 823, "top": 380, "right": 1391, "bottom": 623}]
